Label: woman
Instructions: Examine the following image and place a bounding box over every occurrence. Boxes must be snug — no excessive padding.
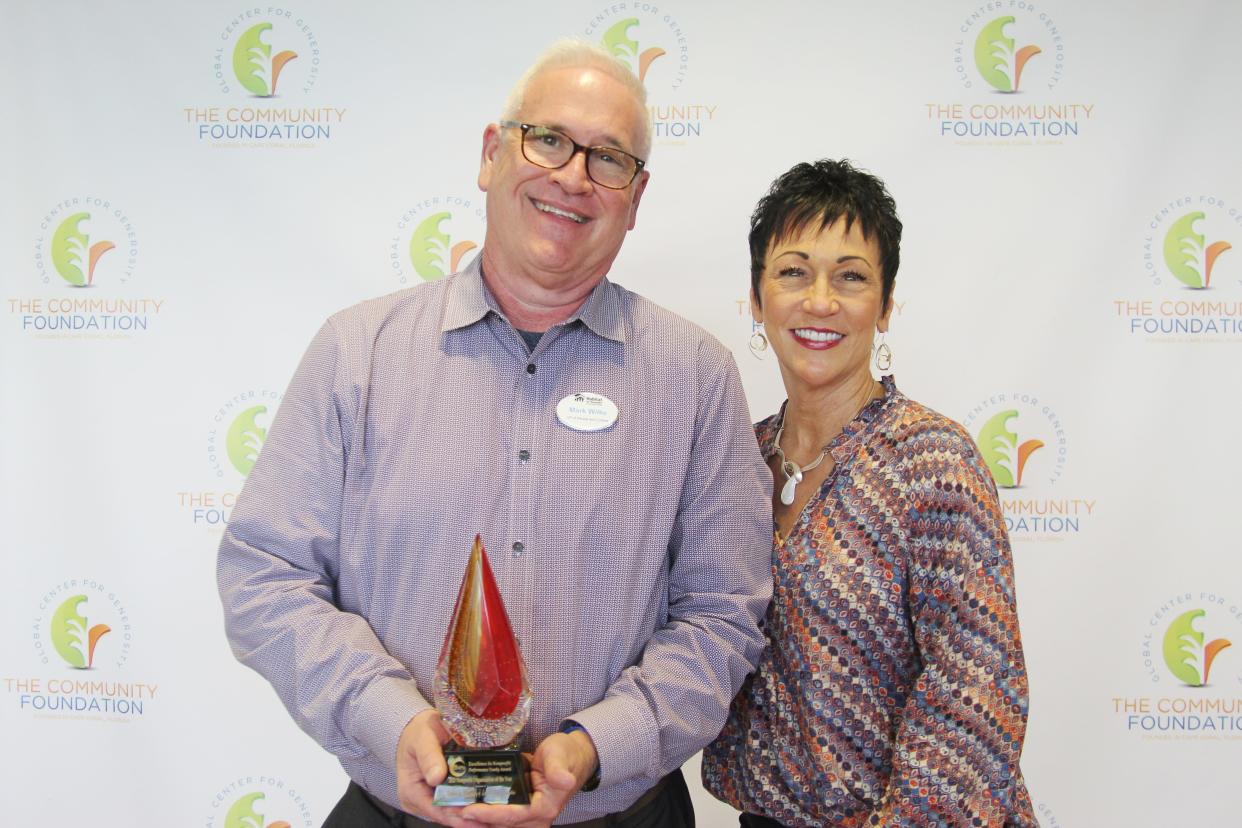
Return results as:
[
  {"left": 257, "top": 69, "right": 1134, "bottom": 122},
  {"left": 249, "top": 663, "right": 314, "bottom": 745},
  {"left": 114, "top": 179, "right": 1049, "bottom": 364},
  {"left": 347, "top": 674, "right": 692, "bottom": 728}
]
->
[{"left": 703, "top": 160, "right": 1036, "bottom": 827}]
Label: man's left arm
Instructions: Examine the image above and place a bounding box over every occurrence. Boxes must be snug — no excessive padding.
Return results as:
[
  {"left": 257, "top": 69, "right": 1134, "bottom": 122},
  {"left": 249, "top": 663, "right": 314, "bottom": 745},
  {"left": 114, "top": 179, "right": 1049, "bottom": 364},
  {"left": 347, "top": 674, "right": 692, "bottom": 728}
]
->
[{"left": 562, "top": 345, "right": 774, "bottom": 786}]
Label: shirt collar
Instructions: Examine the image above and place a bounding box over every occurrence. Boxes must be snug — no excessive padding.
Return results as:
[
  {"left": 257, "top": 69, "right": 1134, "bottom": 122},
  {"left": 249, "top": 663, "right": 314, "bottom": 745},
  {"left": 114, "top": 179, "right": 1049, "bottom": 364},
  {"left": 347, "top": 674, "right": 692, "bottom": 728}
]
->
[
  {"left": 440, "top": 252, "right": 626, "bottom": 343},
  {"left": 567, "top": 272, "right": 626, "bottom": 343},
  {"left": 827, "top": 374, "right": 898, "bottom": 463},
  {"left": 440, "top": 256, "right": 493, "bottom": 332}
]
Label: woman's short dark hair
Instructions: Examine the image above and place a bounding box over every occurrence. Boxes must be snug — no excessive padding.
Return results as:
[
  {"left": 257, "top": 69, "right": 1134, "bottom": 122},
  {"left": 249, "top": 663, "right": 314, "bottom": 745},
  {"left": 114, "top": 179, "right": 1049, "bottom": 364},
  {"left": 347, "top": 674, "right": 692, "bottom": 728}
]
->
[{"left": 749, "top": 159, "right": 902, "bottom": 313}]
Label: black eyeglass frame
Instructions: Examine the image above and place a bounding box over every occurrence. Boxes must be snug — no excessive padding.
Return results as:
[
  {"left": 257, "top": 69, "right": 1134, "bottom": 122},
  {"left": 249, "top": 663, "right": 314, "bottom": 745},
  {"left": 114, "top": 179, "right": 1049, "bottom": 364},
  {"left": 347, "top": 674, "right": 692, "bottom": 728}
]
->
[{"left": 498, "top": 120, "right": 647, "bottom": 190}]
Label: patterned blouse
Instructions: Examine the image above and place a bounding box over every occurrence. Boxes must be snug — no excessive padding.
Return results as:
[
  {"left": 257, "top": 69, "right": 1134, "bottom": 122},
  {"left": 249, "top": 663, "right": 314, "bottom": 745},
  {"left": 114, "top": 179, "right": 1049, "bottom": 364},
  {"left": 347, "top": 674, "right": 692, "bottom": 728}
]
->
[{"left": 703, "top": 377, "right": 1037, "bottom": 827}]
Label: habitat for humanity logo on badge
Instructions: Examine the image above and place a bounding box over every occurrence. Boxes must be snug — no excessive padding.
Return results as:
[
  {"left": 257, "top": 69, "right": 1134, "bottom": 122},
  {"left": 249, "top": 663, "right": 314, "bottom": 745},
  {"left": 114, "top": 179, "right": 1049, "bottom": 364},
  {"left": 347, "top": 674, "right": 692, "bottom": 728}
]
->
[
  {"left": 1114, "top": 194, "right": 1241, "bottom": 342},
  {"left": 389, "top": 196, "right": 485, "bottom": 286},
  {"left": 926, "top": 2, "right": 1095, "bottom": 144},
  {"left": 206, "top": 776, "right": 314, "bottom": 828},
  {"left": 3, "top": 578, "right": 158, "bottom": 722},
  {"left": 181, "top": 8, "right": 345, "bottom": 147},
  {"left": 7, "top": 196, "right": 165, "bottom": 338},
  {"left": 961, "top": 391, "right": 1096, "bottom": 541},
  {"left": 1111, "top": 589, "right": 1242, "bottom": 740},
  {"left": 177, "top": 389, "right": 283, "bottom": 529},
  {"left": 583, "top": 3, "right": 716, "bottom": 145}
]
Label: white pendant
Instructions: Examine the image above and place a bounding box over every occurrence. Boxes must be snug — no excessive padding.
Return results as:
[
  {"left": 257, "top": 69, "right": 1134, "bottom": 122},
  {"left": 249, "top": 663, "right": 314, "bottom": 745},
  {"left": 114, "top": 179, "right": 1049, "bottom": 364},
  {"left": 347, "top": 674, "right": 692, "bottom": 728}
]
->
[{"left": 780, "top": 466, "right": 802, "bottom": 506}]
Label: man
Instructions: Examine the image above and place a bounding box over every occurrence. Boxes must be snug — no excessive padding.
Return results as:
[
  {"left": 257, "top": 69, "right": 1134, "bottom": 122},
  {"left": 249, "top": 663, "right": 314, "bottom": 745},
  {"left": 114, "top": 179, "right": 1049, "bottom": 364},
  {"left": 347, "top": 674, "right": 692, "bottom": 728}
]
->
[{"left": 218, "top": 41, "right": 771, "bottom": 828}]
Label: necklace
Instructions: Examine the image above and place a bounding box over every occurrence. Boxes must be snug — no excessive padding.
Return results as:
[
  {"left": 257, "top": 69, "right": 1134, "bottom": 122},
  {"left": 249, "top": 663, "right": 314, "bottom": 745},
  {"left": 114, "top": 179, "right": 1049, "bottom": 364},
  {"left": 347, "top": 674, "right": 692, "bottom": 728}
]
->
[
  {"left": 772, "top": 418, "right": 832, "bottom": 507},
  {"left": 773, "top": 383, "right": 885, "bottom": 507}
]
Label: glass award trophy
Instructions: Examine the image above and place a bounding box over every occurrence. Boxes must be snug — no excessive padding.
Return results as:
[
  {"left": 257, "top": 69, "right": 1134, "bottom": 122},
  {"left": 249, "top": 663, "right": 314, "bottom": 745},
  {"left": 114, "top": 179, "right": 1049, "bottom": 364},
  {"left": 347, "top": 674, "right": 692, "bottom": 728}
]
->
[{"left": 431, "top": 535, "right": 533, "bottom": 806}]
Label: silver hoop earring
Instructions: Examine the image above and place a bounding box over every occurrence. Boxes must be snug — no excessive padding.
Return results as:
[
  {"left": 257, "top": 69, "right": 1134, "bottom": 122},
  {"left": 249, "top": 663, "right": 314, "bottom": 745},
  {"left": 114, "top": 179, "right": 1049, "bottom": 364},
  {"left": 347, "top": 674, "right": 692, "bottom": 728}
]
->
[
  {"left": 748, "top": 330, "right": 768, "bottom": 360},
  {"left": 873, "top": 335, "right": 892, "bottom": 373}
]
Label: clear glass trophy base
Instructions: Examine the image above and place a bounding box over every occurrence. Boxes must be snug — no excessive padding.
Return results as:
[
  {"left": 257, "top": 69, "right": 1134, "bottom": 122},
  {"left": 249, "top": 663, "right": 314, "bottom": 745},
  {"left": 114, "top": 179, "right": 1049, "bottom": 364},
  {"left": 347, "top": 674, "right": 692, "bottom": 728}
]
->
[{"left": 432, "top": 668, "right": 531, "bottom": 749}]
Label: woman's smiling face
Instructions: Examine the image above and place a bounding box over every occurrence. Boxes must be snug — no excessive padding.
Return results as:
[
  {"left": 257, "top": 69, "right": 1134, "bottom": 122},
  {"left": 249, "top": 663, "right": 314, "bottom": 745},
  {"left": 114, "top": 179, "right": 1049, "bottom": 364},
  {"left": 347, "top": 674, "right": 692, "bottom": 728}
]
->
[{"left": 753, "top": 219, "right": 891, "bottom": 397}]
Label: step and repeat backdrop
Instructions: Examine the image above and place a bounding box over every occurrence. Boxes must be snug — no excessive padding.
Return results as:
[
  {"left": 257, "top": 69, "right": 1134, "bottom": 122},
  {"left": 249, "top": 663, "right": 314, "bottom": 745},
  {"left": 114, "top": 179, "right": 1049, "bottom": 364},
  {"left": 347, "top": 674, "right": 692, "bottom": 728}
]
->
[{"left": 3, "top": 1, "right": 1240, "bottom": 825}]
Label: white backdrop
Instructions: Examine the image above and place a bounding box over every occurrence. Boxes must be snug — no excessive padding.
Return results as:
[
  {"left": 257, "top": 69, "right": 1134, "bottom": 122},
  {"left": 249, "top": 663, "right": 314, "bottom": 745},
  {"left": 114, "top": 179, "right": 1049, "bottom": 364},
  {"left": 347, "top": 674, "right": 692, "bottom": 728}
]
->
[{"left": 4, "top": 1, "right": 1241, "bottom": 825}]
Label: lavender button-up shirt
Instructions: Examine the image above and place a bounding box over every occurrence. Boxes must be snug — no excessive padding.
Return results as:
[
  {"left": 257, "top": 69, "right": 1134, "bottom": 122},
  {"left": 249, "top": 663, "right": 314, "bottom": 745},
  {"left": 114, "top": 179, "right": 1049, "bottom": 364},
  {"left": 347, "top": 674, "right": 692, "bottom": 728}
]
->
[{"left": 217, "top": 257, "right": 772, "bottom": 822}]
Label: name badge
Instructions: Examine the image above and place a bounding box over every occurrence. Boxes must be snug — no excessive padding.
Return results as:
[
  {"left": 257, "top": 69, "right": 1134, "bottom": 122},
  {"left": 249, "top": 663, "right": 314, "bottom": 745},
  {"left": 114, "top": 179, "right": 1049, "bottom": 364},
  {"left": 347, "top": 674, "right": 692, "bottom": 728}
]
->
[{"left": 556, "top": 393, "right": 619, "bottom": 432}]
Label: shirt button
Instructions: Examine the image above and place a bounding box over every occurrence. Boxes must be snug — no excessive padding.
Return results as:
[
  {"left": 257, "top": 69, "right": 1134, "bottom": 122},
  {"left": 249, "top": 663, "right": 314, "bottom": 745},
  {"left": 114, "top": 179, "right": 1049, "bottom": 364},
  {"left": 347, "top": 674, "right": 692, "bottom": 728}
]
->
[
  {"left": 512, "top": 541, "right": 525, "bottom": 557},
  {"left": 518, "top": 450, "right": 531, "bottom": 462},
  {"left": 526, "top": 364, "right": 536, "bottom": 375}
]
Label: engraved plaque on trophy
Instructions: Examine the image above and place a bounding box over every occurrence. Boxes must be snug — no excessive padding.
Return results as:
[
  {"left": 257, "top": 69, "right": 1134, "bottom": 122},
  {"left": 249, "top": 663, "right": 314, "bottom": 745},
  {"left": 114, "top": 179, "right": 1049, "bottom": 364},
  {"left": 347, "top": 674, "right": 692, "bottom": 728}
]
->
[{"left": 431, "top": 535, "right": 533, "bottom": 806}]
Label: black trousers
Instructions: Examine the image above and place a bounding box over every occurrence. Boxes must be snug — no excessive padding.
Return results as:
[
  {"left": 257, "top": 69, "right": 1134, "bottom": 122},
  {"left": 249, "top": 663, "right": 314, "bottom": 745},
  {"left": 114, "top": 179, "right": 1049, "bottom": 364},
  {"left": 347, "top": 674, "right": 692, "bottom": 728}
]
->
[
  {"left": 739, "top": 814, "right": 787, "bottom": 828},
  {"left": 322, "top": 770, "right": 694, "bottom": 828}
]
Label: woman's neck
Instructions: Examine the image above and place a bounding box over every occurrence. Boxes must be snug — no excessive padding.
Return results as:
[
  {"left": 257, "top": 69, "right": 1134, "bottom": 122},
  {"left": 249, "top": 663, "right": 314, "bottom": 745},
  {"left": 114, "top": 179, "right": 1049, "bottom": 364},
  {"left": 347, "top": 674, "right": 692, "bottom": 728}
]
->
[{"left": 779, "top": 374, "right": 882, "bottom": 460}]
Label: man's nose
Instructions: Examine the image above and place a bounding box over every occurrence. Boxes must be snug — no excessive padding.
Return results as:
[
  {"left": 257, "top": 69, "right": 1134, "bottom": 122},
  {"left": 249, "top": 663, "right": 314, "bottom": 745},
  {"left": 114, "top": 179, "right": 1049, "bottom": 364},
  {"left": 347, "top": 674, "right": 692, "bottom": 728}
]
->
[{"left": 549, "top": 148, "right": 593, "bottom": 194}]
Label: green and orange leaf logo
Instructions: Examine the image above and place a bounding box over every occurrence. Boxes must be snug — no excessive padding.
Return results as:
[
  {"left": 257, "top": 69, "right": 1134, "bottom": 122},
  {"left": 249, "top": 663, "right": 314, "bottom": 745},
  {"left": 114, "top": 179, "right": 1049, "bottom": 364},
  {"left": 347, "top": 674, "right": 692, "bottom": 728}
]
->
[
  {"left": 1163, "top": 609, "right": 1231, "bottom": 686},
  {"left": 233, "top": 23, "right": 298, "bottom": 97},
  {"left": 224, "top": 792, "right": 291, "bottom": 828},
  {"left": 974, "top": 17, "right": 1041, "bottom": 93},
  {"left": 409, "top": 212, "right": 477, "bottom": 281},
  {"left": 50, "top": 596, "right": 111, "bottom": 669},
  {"left": 601, "top": 18, "right": 665, "bottom": 83},
  {"left": 51, "top": 213, "right": 114, "bottom": 287},
  {"left": 226, "top": 405, "right": 268, "bottom": 476},
  {"left": 977, "top": 410, "right": 1044, "bottom": 488},
  {"left": 1163, "top": 212, "right": 1232, "bottom": 289}
]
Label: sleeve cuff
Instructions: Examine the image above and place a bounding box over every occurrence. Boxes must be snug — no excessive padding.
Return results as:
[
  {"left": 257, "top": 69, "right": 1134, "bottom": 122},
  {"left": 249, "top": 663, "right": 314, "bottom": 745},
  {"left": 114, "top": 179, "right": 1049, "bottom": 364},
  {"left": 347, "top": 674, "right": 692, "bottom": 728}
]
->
[
  {"left": 351, "top": 674, "right": 432, "bottom": 773},
  {"left": 565, "top": 691, "right": 659, "bottom": 787}
]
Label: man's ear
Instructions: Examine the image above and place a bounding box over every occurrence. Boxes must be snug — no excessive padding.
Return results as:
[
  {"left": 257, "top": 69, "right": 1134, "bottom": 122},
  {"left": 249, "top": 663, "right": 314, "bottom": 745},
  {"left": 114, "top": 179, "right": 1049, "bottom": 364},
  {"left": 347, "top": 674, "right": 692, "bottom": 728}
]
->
[
  {"left": 626, "top": 169, "right": 650, "bottom": 230},
  {"left": 478, "top": 123, "right": 502, "bottom": 192}
]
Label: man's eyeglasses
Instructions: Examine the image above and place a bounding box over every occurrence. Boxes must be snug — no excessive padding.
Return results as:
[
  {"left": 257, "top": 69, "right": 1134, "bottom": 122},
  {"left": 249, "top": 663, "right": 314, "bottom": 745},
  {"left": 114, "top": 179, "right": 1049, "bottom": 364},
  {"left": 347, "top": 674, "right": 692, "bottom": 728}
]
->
[{"left": 499, "top": 120, "right": 646, "bottom": 190}]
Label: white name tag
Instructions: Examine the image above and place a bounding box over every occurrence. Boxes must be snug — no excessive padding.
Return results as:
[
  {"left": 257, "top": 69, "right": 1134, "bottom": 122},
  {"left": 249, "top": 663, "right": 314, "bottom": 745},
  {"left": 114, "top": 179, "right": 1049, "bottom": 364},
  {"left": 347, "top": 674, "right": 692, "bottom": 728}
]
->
[{"left": 556, "top": 392, "right": 619, "bottom": 432}]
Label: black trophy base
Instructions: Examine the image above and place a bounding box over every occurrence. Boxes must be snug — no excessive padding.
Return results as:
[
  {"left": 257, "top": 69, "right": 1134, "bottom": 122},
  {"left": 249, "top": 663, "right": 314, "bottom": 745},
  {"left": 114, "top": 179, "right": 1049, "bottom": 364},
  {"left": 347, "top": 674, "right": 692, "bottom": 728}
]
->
[{"left": 432, "top": 744, "right": 531, "bottom": 806}]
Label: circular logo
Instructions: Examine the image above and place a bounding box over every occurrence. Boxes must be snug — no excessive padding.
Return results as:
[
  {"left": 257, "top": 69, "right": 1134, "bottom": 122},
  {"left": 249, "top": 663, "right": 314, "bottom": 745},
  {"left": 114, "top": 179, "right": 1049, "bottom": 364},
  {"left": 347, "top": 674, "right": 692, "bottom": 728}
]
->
[
  {"left": 1143, "top": 198, "right": 1237, "bottom": 289},
  {"left": 587, "top": 4, "right": 690, "bottom": 93},
  {"left": 1141, "top": 591, "right": 1242, "bottom": 687},
  {"left": 390, "top": 197, "right": 485, "bottom": 286},
  {"left": 963, "top": 393, "right": 1066, "bottom": 489},
  {"left": 1162, "top": 608, "right": 1232, "bottom": 687},
  {"left": 207, "top": 391, "right": 283, "bottom": 479},
  {"left": 34, "top": 197, "right": 139, "bottom": 288},
  {"left": 215, "top": 10, "right": 321, "bottom": 97},
  {"left": 33, "top": 578, "right": 131, "bottom": 670},
  {"left": 207, "top": 776, "right": 314, "bottom": 828},
  {"left": 954, "top": 4, "right": 1064, "bottom": 93}
]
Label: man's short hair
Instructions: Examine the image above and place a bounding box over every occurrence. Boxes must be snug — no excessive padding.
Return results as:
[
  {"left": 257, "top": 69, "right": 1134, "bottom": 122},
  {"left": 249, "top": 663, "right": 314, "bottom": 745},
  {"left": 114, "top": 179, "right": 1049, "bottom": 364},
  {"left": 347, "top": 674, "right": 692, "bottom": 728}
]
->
[{"left": 502, "top": 39, "right": 653, "bottom": 160}]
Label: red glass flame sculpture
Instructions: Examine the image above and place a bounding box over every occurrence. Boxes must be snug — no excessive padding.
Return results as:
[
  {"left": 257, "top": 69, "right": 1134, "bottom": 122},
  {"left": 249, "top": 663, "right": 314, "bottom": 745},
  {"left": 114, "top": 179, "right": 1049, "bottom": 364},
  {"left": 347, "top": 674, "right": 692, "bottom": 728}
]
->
[{"left": 433, "top": 535, "right": 531, "bottom": 749}]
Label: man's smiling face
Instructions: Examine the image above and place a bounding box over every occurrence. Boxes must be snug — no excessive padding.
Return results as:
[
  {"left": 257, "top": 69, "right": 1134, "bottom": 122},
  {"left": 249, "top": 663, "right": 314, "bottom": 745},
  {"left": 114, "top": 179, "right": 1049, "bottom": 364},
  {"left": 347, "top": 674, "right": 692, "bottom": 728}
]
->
[{"left": 478, "top": 64, "right": 649, "bottom": 297}]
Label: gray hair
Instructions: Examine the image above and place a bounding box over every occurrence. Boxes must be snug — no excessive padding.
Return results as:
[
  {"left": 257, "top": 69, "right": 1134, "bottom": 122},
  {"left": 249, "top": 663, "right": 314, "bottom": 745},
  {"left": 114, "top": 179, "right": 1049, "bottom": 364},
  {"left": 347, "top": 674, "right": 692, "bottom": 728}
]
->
[{"left": 501, "top": 39, "right": 653, "bottom": 161}]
